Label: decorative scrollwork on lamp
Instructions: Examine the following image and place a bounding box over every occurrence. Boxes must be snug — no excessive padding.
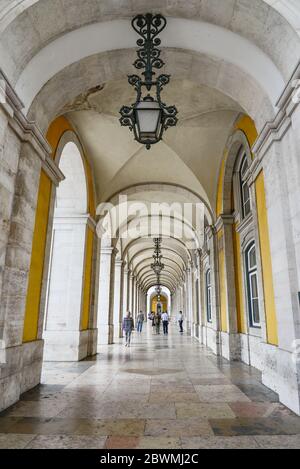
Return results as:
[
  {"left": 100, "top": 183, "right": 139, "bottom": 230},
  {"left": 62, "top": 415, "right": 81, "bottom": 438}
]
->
[{"left": 119, "top": 13, "right": 178, "bottom": 149}]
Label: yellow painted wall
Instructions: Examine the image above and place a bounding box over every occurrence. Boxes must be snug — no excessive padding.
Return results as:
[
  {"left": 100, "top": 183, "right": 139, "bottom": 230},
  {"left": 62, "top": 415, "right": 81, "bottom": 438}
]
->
[
  {"left": 217, "top": 230, "right": 228, "bottom": 332},
  {"left": 23, "top": 170, "right": 52, "bottom": 342},
  {"left": 151, "top": 295, "right": 168, "bottom": 313},
  {"left": 232, "top": 225, "right": 246, "bottom": 333},
  {"left": 214, "top": 114, "right": 258, "bottom": 335},
  {"left": 216, "top": 115, "right": 258, "bottom": 217},
  {"left": 23, "top": 116, "right": 96, "bottom": 342},
  {"left": 255, "top": 171, "right": 278, "bottom": 346},
  {"left": 235, "top": 115, "right": 258, "bottom": 149},
  {"left": 81, "top": 226, "right": 94, "bottom": 330},
  {"left": 216, "top": 152, "right": 227, "bottom": 217}
]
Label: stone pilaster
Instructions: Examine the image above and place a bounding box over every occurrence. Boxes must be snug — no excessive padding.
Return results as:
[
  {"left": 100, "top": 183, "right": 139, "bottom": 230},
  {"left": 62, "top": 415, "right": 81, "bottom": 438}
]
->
[
  {"left": 97, "top": 247, "right": 117, "bottom": 346},
  {"left": 0, "top": 72, "right": 63, "bottom": 410},
  {"left": 113, "top": 259, "right": 124, "bottom": 340},
  {"left": 43, "top": 214, "right": 94, "bottom": 361},
  {"left": 215, "top": 215, "right": 240, "bottom": 360}
]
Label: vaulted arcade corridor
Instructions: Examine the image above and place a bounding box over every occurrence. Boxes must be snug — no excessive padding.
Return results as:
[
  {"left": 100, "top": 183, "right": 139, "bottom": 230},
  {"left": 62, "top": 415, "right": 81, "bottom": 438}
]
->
[
  {"left": 1, "top": 0, "right": 300, "bottom": 451},
  {"left": 1, "top": 325, "right": 300, "bottom": 449}
]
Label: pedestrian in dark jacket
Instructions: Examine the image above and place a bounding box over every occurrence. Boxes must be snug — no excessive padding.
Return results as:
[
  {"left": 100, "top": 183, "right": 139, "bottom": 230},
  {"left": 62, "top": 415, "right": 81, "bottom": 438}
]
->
[{"left": 122, "top": 312, "right": 134, "bottom": 347}]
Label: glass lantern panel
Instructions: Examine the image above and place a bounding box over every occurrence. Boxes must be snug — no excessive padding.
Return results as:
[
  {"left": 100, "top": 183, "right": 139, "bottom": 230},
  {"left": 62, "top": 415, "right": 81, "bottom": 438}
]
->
[{"left": 136, "top": 101, "right": 161, "bottom": 139}]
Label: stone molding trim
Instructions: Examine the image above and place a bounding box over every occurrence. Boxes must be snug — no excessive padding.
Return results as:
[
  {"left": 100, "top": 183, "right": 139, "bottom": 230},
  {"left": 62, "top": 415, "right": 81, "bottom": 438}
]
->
[
  {"left": 0, "top": 68, "right": 64, "bottom": 185},
  {"left": 252, "top": 60, "right": 300, "bottom": 172}
]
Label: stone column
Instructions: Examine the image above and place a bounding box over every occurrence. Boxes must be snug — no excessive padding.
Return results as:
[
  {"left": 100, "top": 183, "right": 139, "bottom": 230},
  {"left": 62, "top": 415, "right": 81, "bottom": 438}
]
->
[
  {"left": 134, "top": 278, "right": 138, "bottom": 319},
  {"left": 256, "top": 134, "right": 300, "bottom": 413},
  {"left": 0, "top": 141, "right": 42, "bottom": 409},
  {"left": 97, "top": 247, "right": 117, "bottom": 346},
  {"left": 113, "top": 259, "right": 124, "bottom": 341},
  {"left": 204, "top": 226, "right": 221, "bottom": 355},
  {"left": 186, "top": 265, "right": 193, "bottom": 334},
  {"left": 216, "top": 215, "right": 240, "bottom": 361},
  {"left": 43, "top": 214, "right": 93, "bottom": 361},
  {"left": 193, "top": 251, "right": 202, "bottom": 341},
  {"left": 122, "top": 267, "right": 129, "bottom": 315},
  {"left": 0, "top": 74, "right": 63, "bottom": 411},
  {"left": 128, "top": 272, "right": 134, "bottom": 315}
]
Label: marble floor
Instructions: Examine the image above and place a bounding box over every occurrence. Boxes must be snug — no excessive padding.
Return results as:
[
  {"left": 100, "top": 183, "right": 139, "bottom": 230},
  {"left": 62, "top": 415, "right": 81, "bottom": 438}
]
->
[{"left": 1, "top": 324, "right": 300, "bottom": 449}]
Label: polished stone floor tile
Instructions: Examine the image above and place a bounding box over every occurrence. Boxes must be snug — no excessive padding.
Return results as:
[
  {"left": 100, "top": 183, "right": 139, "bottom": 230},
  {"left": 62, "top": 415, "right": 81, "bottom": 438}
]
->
[
  {"left": 0, "top": 324, "right": 299, "bottom": 449},
  {"left": 150, "top": 385, "right": 195, "bottom": 394},
  {"left": 20, "top": 385, "right": 65, "bottom": 401},
  {"left": 5, "top": 417, "right": 82, "bottom": 435},
  {"left": 175, "top": 403, "right": 236, "bottom": 420},
  {"left": 117, "top": 402, "right": 176, "bottom": 420},
  {"left": 195, "top": 385, "right": 251, "bottom": 403},
  {"left": 254, "top": 435, "right": 300, "bottom": 449},
  {"left": 105, "top": 436, "right": 139, "bottom": 449},
  {"left": 235, "top": 383, "right": 279, "bottom": 402},
  {"left": 229, "top": 402, "right": 278, "bottom": 418},
  {"left": 145, "top": 419, "right": 214, "bottom": 437},
  {"left": 137, "top": 437, "right": 182, "bottom": 449},
  {"left": 181, "top": 436, "right": 260, "bottom": 449},
  {"left": 75, "top": 419, "right": 146, "bottom": 436},
  {"left": 26, "top": 434, "right": 107, "bottom": 449},
  {"left": 56, "top": 403, "right": 119, "bottom": 420},
  {"left": 210, "top": 416, "right": 300, "bottom": 436},
  {"left": 148, "top": 392, "right": 200, "bottom": 404},
  {"left": 0, "top": 433, "right": 36, "bottom": 449},
  {"left": 5, "top": 399, "right": 68, "bottom": 418}
]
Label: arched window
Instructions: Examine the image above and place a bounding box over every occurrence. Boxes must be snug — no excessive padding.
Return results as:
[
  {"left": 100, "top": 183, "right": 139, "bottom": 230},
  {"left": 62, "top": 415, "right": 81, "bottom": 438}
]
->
[
  {"left": 239, "top": 154, "right": 251, "bottom": 218},
  {"left": 245, "top": 242, "right": 260, "bottom": 327},
  {"left": 206, "top": 269, "right": 212, "bottom": 323}
]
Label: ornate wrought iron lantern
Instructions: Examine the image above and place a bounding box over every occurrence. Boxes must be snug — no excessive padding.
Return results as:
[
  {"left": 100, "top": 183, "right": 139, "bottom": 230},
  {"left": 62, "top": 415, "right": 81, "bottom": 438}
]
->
[
  {"left": 151, "top": 237, "right": 165, "bottom": 274},
  {"left": 119, "top": 13, "right": 178, "bottom": 149}
]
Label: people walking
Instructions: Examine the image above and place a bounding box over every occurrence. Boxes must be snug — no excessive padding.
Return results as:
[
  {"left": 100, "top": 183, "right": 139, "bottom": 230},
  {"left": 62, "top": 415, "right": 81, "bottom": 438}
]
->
[
  {"left": 149, "top": 311, "right": 156, "bottom": 332},
  {"left": 136, "top": 311, "right": 145, "bottom": 333},
  {"left": 122, "top": 312, "right": 134, "bottom": 347},
  {"left": 178, "top": 311, "right": 184, "bottom": 333},
  {"left": 155, "top": 312, "right": 161, "bottom": 335},
  {"left": 162, "top": 311, "right": 169, "bottom": 335}
]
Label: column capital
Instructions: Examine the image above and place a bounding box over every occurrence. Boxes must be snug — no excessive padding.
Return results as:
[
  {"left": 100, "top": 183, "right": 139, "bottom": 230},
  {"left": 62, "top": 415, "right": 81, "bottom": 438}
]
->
[
  {"left": 215, "top": 214, "right": 235, "bottom": 232},
  {"left": 115, "top": 258, "right": 124, "bottom": 267},
  {"left": 100, "top": 247, "right": 118, "bottom": 256}
]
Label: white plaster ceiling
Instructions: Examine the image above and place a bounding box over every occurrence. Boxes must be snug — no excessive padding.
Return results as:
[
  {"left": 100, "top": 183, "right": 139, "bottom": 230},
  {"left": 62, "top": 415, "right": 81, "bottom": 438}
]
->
[
  {"left": 100, "top": 185, "right": 204, "bottom": 291},
  {"left": 14, "top": 18, "right": 284, "bottom": 112},
  {"left": 68, "top": 79, "right": 241, "bottom": 209},
  {"left": 123, "top": 237, "right": 191, "bottom": 292}
]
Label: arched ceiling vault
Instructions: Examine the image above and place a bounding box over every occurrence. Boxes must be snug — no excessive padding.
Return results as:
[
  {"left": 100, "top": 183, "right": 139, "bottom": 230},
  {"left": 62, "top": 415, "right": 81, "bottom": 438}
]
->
[
  {"left": 0, "top": 0, "right": 298, "bottom": 93},
  {"left": 1, "top": 0, "right": 299, "bottom": 296},
  {"left": 121, "top": 236, "right": 192, "bottom": 293},
  {"left": 1, "top": 0, "right": 299, "bottom": 39}
]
